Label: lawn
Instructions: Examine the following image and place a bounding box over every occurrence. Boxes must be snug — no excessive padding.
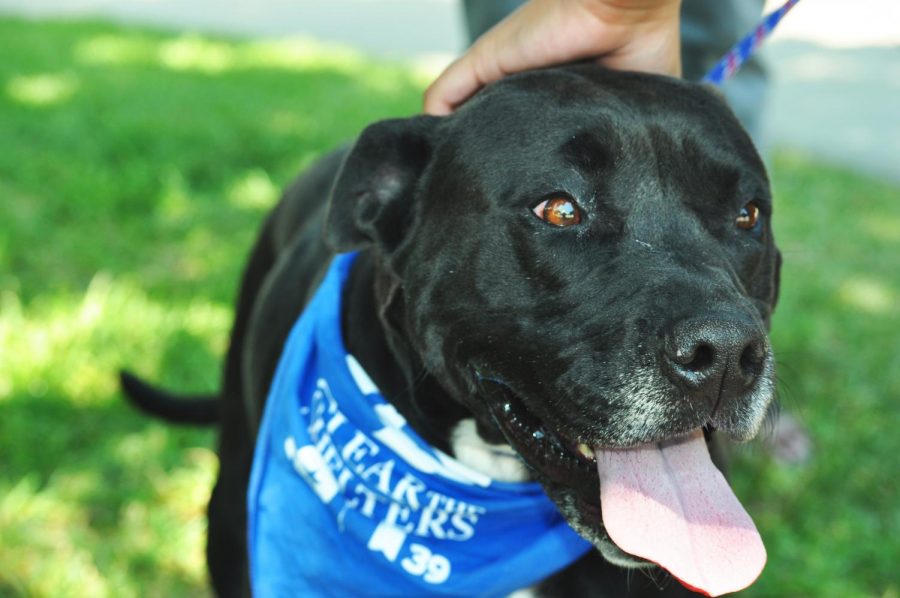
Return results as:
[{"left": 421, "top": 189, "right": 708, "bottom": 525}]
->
[{"left": 0, "top": 16, "right": 897, "bottom": 598}]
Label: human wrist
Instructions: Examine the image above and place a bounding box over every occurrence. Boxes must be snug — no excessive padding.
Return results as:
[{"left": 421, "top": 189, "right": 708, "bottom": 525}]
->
[{"left": 578, "top": 0, "right": 682, "bottom": 26}]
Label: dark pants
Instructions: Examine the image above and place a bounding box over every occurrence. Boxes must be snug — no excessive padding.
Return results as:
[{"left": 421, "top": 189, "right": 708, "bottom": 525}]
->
[{"left": 462, "top": 0, "right": 768, "bottom": 145}]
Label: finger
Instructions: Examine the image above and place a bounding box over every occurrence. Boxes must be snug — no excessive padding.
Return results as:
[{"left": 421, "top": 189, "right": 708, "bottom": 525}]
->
[
  {"left": 423, "top": 0, "right": 546, "bottom": 114},
  {"left": 423, "top": 52, "right": 490, "bottom": 115},
  {"left": 423, "top": 60, "right": 464, "bottom": 115}
]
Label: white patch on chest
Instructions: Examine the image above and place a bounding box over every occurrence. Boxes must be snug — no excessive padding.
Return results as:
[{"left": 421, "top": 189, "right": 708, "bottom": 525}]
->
[{"left": 450, "top": 419, "right": 530, "bottom": 483}]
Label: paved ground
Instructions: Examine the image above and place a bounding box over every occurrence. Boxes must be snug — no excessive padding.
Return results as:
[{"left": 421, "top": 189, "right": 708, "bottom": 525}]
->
[{"left": 2, "top": 0, "right": 898, "bottom": 182}]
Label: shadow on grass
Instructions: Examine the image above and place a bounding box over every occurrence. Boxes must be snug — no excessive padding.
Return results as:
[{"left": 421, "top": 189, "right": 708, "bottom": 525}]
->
[
  {"left": 0, "top": 17, "right": 425, "bottom": 308},
  {"left": 0, "top": 389, "right": 215, "bottom": 596},
  {"left": 0, "top": 17, "right": 428, "bottom": 596}
]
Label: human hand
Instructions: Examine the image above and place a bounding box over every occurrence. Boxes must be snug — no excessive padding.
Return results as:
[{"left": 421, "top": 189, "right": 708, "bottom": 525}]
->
[{"left": 424, "top": 0, "right": 682, "bottom": 115}]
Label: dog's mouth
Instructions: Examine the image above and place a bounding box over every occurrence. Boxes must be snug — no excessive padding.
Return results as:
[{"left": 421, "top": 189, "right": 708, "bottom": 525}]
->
[
  {"left": 483, "top": 384, "right": 599, "bottom": 492},
  {"left": 480, "top": 381, "right": 767, "bottom": 597}
]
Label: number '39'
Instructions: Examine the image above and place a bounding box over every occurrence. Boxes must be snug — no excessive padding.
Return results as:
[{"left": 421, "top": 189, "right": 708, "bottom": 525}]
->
[{"left": 400, "top": 543, "right": 451, "bottom": 584}]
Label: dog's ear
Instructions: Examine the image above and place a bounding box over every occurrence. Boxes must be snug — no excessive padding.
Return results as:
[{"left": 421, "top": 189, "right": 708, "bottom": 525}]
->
[{"left": 325, "top": 115, "right": 439, "bottom": 253}]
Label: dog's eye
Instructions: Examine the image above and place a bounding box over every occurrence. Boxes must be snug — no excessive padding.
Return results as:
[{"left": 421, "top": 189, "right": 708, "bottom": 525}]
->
[
  {"left": 532, "top": 196, "right": 583, "bottom": 227},
  {"left": 736, "top": 202, "right": 760, "bottom": 230}
]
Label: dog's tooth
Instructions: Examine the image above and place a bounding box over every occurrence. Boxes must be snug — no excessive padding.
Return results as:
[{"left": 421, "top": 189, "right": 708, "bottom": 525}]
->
[{"left": 577, "top": 443, "right": 594, "bottom": 460}]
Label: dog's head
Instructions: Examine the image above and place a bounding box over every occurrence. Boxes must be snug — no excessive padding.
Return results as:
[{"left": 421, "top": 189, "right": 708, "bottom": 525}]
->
[{"left": 326, "top": 65, "right": 780, "bottom": 582}]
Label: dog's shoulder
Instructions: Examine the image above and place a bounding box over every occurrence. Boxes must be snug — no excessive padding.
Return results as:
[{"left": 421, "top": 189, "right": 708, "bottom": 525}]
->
[{"left": 266, "top": 145, "right": 352, "bottom": 256}]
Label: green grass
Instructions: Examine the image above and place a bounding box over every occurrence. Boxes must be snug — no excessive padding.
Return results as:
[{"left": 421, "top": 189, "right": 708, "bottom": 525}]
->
[{"left": 0, "top": 16, "right": 897, "bottom": 598}]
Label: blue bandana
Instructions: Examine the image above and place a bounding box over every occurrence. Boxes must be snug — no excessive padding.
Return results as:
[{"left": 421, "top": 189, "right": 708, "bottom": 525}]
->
[{"left": 247, "top": 252, "right": 592, "bottom": 597}]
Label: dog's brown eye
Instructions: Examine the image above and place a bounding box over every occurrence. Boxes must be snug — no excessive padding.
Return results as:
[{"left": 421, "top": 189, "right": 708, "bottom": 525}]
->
[
  {"left": 736, "top": 202, "right": 760, "bottom": 230},
  {"left": 533, "top": 196, "right": 582, "bottom": 227}
]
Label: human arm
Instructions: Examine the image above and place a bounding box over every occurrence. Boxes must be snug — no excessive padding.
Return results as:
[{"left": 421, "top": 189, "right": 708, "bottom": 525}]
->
[{"left": 424, "top": 0, "right": 682, "bottom": 115}]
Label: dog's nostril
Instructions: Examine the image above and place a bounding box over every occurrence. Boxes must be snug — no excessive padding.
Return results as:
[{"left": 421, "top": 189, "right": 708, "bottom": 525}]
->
[
  {"left": 678, "top": 343, "right": 715, "bottom": 373},
  {"left": 739, "top": 341, "right": 765, "bottom": 378},
  {"left": 663, "top": 317, "right": 768, "bottom": 393}
]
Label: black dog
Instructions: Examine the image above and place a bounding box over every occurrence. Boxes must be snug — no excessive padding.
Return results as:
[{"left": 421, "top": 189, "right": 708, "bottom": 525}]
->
[{"left": 122, "top": 64, "right": 780, "bottom": 597}]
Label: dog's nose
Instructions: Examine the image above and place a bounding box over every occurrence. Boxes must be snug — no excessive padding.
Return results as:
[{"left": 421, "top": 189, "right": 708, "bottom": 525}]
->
[{"left": 662, "top": 317, "right": 767, "bottom": 396}]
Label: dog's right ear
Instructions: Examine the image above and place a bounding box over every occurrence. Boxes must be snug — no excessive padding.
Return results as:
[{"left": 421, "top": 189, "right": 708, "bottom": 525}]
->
[{"left": 325, "top": 115, "right": 440, "bottom": 253}]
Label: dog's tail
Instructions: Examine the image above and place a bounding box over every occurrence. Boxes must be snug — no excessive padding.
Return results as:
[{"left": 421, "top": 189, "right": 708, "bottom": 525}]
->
[{"left": 119, "top": 370, "right": 219, "bottom": 425}]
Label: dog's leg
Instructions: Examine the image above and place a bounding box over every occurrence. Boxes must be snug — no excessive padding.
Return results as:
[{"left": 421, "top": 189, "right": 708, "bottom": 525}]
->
[
  {"left": 207, "top": 437, "right": 253, "bottom": 598},
  {"left": 207, "top": 212, "right": 281, "bottom": 598}
]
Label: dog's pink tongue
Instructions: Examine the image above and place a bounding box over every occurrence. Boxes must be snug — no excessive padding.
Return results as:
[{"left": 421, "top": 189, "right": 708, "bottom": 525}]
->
[{"left": 595, "top": 431, "right": 766, "bottom": 597}]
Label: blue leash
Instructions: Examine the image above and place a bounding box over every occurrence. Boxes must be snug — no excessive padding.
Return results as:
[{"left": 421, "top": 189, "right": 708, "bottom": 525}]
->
[{"left": 703, "top": 0, "right": 801, "bottom": 85}]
